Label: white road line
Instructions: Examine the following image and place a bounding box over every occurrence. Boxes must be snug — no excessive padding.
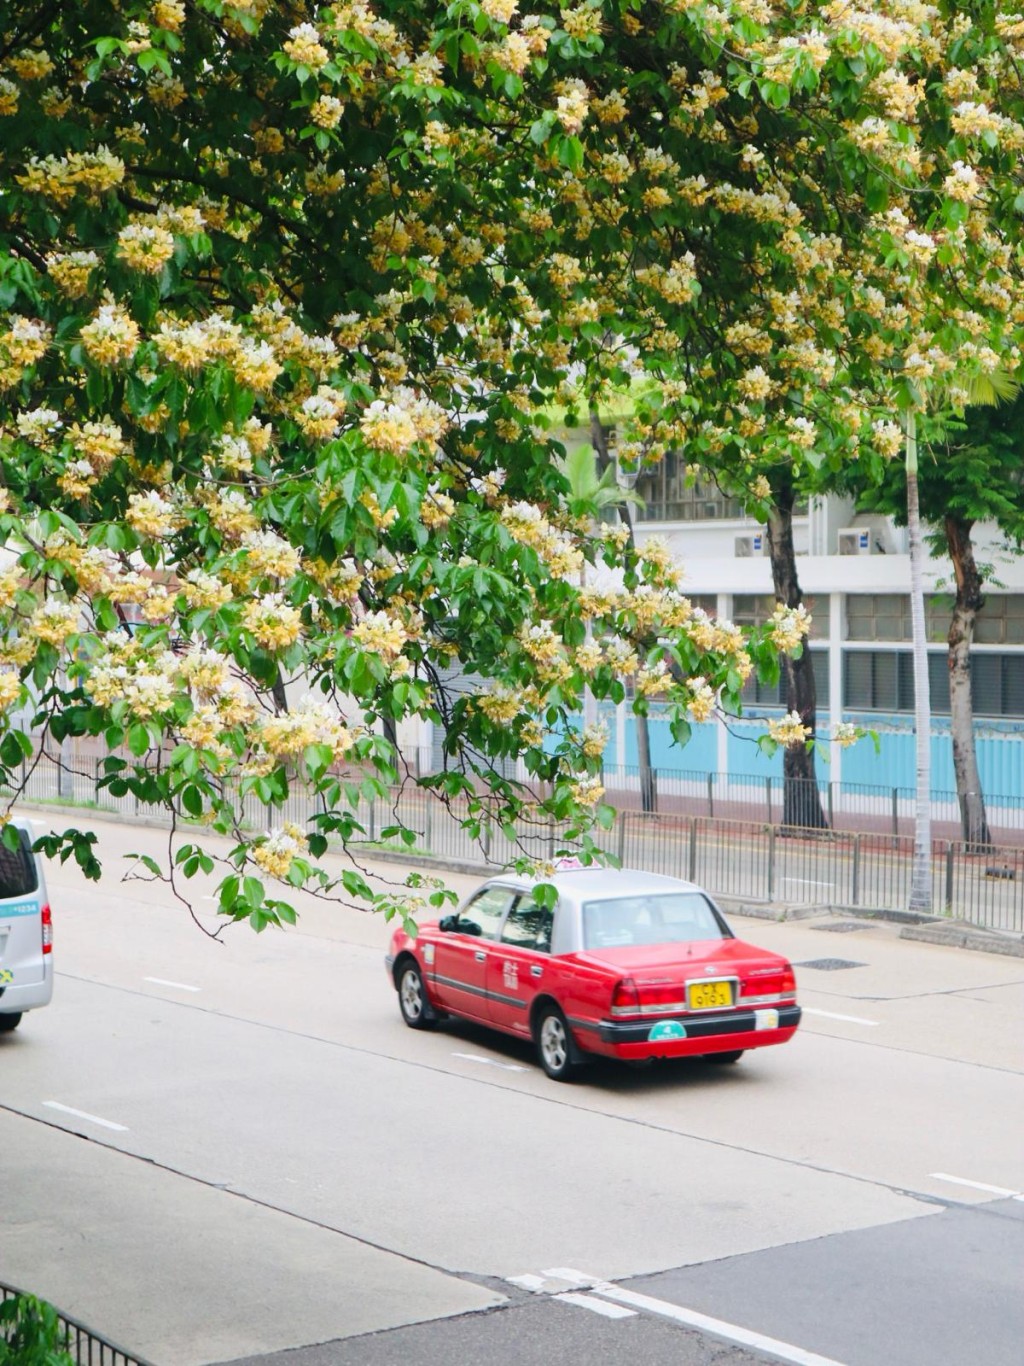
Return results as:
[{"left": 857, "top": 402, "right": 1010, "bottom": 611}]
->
[
  {"left": 780, "top": 878, "right": 835, "bottom": 889},
  {"left": 506, "top": 1274, "right": 548, "bottom": 1293},
  {"left": 930, "top": 1173, "right": 1022, "bottom": 1198},
  {"left": 143, "top": 977, "right": 200, "bottom": 993},
  {"left": 802, "top": 1007, "right": 878, "bottom": 1027},
  {"left": 551, "top": 1270, "right": 845, "bottom": 1366},
  {"left": 554, "top": 1293, "right": 636, "bottom": 1320},
  {"left": 43, "top": 1102, "right": 128, "bottom": 1133},
  {"left": 451, "top": 1052, "right": 528, "bottom": 1072},
  {"left": 541, "top": 1267, "right": 593, "bottom": 1286}
]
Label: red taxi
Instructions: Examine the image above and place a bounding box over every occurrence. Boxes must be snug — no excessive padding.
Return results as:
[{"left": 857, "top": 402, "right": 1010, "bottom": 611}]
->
[{"left": 386, "top": 867, "right": 800, "bottom": 1080}]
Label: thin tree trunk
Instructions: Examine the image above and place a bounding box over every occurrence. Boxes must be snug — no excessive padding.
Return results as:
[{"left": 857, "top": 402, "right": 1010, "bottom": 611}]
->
[
  {"left": 271, "top": 671, "right": 288, "bottom": 715},
  {"left": 945, "top": 514, "right": 991, "bottom": 848},
  {"left": 765, "top": 491, "right": 828, "bottom": 829},
  {"left": 906, "top": 411, "right": 933, "bottom": 913},
  {"left": 590, "top": 409, "right": 655, "bottom": 813}
]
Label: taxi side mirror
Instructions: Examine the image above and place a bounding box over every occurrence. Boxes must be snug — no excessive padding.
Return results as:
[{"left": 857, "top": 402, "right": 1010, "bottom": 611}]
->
[{"left": 438, "top": 915, "right": 459, "bottom": 932}]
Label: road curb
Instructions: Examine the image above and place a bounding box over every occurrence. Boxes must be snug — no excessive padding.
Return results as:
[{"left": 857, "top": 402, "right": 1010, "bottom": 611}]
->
[
  {"left": 899, "top": 923, "right": 1024, "bottom": 957},
  {"left": 717, "top": 899, "right": 824, "bottom": 922}
]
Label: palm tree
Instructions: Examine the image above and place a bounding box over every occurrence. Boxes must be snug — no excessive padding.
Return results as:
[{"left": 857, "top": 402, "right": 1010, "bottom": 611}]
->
[{"left": 904, "top": 406, "right": 933, "bottom": 913}]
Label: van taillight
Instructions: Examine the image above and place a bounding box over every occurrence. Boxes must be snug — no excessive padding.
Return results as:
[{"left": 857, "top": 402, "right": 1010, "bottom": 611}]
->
[
  {"left": 41, "top": 904, "right": 52, "bottom": 954},
  {"left": 610, "top": 977, "right": 640, "bottom": 1016}
]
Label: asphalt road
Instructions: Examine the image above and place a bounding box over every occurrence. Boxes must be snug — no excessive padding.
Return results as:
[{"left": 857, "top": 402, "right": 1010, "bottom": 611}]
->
[{"left": 1, "top": 813, "right": 1022, "bottom": 1366}]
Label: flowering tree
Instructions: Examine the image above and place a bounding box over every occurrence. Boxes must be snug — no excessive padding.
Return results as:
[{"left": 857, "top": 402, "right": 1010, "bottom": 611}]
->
[{"left": 1, "top": 2, "right": 1023, "bottom": 924}]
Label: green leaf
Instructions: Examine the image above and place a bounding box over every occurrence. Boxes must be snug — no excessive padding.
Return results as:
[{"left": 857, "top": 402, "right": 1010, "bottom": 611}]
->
[{"left": 127, "top": 724, "right": 150, "bottom": 757}]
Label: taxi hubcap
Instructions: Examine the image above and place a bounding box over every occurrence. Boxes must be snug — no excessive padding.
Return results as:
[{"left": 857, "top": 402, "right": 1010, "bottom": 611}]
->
[
  {"left": 401, "top": 970, "right": 423, "bottom": 1019},
  {"left": 540, "top": 1016, "right": 566, "bottom": 1070}
]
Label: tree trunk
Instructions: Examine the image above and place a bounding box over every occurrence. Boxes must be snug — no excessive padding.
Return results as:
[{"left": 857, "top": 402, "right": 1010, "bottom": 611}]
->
[
  {"left": 765, "top": 493, "right": 828, "bottom": 829},
  {"left": 590, "top": 409, "right": 655, "bottom": 813},
  {"left": 945, "top": 514, "right": 991, "bottom": 848},
  {"left": 633, "top": 700, "right": 656, "bottom": 814},
  {"left": 271, "top": 671, "right": 288, "bottom": 715},
  {"left": 906, "top": 412, "right": 933, "bottom": 913}
]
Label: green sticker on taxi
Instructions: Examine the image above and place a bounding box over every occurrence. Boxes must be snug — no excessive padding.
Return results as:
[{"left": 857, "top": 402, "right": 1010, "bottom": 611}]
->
[{"left": 648, "top": 1020, "right": 687, "bottom": 1042}]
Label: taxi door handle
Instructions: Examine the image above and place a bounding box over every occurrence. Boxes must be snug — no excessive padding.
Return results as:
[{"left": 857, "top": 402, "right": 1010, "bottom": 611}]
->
[
  {"left": 530, "top": 965, "right": 543, "bottom": 978},
  {"left": 474, "top": 950, "right": 487, "bottom": 962}
]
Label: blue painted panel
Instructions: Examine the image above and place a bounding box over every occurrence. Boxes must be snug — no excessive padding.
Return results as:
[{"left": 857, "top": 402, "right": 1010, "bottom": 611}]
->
[
  {"left": 977, "top": 734, "right": 1024, "bottom": 801},
  {"left": 839, "top": 712, "right": 1024, "bottom": 801},
  {"left": 610, "top": 706, "right": 1024, "bottom": 801},
  {"left": 726, "top": 722, "right": 783, "bottom": 779},
  {"left": 622, "top": 713, "right": 717, "bottom": 772}
]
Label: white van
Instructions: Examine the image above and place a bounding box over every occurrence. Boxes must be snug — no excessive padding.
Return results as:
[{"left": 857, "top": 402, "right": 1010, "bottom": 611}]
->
[{"left": 0, "top": 818, "right": 52, "bottom": 1033}]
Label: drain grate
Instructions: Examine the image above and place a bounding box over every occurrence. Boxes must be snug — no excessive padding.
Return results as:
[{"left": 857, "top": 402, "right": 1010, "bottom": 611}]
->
[
  {"left": 812, "top": 921, "right": 873, "bottom": 934},
  {"left": 794, "top": 958, "right": 867, "bottom": 971}
]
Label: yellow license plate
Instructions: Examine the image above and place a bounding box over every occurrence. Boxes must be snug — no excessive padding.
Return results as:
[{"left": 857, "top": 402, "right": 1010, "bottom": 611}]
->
[{"left": 687, "top": 980, "right": 733, "bottom": 1011}]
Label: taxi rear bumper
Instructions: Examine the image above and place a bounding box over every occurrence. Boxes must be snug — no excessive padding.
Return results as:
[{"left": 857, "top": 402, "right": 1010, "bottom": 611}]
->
[{"left": 592, "top": 1010, "right": 802, "bottom": 1049}]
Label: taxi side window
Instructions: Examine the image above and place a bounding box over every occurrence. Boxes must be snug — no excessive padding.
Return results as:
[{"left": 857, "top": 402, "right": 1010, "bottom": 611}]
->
[
  {"left": 501, "top": 895, "right": 555, "bottom": 954},
  {"left": 459, "top": 886, "right": 514, "bottom": 940}
]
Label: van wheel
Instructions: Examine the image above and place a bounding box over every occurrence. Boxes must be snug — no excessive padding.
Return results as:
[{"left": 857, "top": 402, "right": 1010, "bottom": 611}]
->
[{"left": 0, "top": 1013, "right": 22, "bottom": 1033}]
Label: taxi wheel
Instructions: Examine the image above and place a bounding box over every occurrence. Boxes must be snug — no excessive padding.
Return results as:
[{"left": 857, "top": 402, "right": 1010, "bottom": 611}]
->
[
  {"left": 707, "top": 1050, "right": 744, "bottom": 1064},
  {"left": 397, "top": 961, "right": 435, "bottom": 1030},
  {"left": 535, "top": 1005, "right": 578, "bottom": 1082},
  {"left": 0, "top": 1013, "right": 22, "bottom": 1033}
]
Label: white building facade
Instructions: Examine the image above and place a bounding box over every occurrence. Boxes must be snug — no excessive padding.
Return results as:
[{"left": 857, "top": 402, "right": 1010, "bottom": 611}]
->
[{"left": 620, "top": 465, "right": 1024, "bottom": 811}]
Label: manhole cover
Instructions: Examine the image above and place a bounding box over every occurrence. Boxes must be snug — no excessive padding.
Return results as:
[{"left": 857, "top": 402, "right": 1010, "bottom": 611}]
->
[
  {"left": 812, "top": 921, "right": 873, "bottom": 933},
  {"left": 794, "top": 958, "right": 867, "bottom": 971}
]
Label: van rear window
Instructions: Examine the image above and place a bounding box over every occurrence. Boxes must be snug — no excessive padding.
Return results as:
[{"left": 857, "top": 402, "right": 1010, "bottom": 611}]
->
[{"left": 0, "top": 830, "right": 38, "bottom": 899}]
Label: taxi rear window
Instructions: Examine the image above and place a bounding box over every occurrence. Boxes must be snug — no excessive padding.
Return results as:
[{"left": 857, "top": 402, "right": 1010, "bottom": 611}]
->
[
  {"left": 0, "top": 830, "right": 38, "bottom": 899},
  {"left": 583, "top": 892, "right": 727, "bottom": 949}
]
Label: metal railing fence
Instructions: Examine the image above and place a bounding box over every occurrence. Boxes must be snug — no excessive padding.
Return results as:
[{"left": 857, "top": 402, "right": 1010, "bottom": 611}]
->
[
  {"left": 595, "top": 764, "right": 1024, "bottom": 845},
  {"left": 7, "top": 744, "right": 1024, "bottom": 934},
  {"left": 0, "top": 1284, "right": 153, "bottom": 1366}
]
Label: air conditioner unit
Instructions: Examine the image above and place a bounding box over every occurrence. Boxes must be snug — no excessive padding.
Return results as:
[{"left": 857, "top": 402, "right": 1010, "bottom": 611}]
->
[
  {"left": 838, "top": 527, "right": 874, "bottom": 555},
  {"left": 702, "top": 501, "right": 721, "bottom": 519},
  {"left": 734, "top": 533, "right": 766, "bottom": 558}
]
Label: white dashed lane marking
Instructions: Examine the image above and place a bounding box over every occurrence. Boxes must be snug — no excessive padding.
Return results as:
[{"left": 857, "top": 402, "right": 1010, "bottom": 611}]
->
[
  {"left": 43, "top": 1102, "right": 128, "bottom": 1132},
  {"left": 931, "top": 1173, "right": 1023, "bottom": 1199},
  {"left": 802, "top": 1007, "right": 878, "bottom": 1027},
  {"left": 451, "top": 1052, "right": 528, "bottom": 1072},
  {"left": 143, "top": 977, "right": 200, "bottom": 992}
]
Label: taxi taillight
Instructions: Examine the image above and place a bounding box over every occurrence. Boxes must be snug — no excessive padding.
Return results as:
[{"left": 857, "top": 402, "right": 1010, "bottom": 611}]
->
[
  {"left": 41, "top": 903, "right": 52, "bottom": 954},
  {"left": 781, "top": 963, "right": 795, "bottom": 994},
  {"left": 610, "top": 977, "right": 640, "bottom": 1016}
]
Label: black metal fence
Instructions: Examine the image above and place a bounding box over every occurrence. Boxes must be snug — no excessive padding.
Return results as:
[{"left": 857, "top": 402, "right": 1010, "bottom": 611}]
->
[
  {"left": 0, "top": 1284, "right": 153, "bottom": 1366},
  {"left": 9, "top": 745, "right": 1024, "bottom": 934}
]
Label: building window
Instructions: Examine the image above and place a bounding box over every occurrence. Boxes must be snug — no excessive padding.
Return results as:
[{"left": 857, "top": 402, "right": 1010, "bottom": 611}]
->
[
  {"left": 743, "top": 649, "right": 830, "bottom": 708},
  {"left": 971, "top": 654, "right": 1024, "bottom": 714},
  {"left": 633, "top": 453, "right": 745, "bottom": 522},
  {"left": 734, "top": 594, "right": 829, "bottom": 639},
  {"left": 732, "top": 594, "right": 776, "bottom": 628},
  {"left": 845, "top": 594, "right": 949, "bottom": 643},
  {"left": 974, "top": 594, "right": 1024, "bottom": 645},
  {"left": 843, "top": 649, "right": 1024, "bottom": 717}
]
